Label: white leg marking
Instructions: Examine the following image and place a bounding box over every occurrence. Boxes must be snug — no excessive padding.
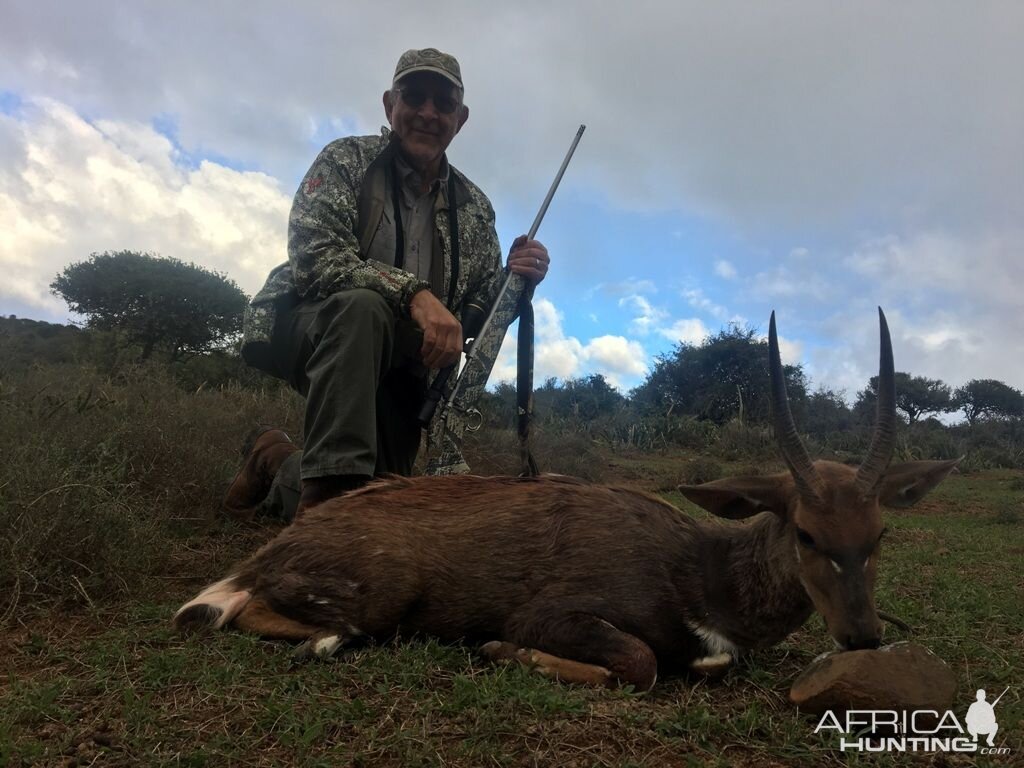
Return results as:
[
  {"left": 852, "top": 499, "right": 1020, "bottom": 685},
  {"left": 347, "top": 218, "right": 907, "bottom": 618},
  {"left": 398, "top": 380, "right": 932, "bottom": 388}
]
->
[
  {"left": 690, "top": 652, "right": 734, "bottom": 675},
  {"left": 687, "top": 622, "right": 740, "bottom": 657},
  {"left": 313, "top": 634, "right": 343, "bottom": 658}
]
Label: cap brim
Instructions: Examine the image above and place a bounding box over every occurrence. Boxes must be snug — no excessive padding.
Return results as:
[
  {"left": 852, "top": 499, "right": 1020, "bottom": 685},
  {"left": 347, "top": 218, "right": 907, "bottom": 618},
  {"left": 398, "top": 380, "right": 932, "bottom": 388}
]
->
[{"left": 393, "top": 65, "right": 463, "bottom": 89}]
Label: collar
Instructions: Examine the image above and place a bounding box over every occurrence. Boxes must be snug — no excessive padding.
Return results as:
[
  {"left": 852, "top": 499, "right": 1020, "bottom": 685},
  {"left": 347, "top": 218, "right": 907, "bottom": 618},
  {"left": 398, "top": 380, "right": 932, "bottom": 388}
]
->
[
  {"left": 378, "top": 126, "right": 468, "bottom": 207},
  {"left": 394, "top": 146, "right": 450, "bottom": 195}
]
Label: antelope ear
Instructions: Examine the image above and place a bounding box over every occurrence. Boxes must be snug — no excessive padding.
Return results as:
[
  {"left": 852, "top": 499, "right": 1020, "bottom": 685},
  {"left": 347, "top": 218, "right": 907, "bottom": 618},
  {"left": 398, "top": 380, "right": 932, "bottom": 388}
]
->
[
  {"left": 877, "top": 458, "right": 963, "bottom": 508},
  {"left": 678, "top": 474, "right": 794, "bottom": 520}
]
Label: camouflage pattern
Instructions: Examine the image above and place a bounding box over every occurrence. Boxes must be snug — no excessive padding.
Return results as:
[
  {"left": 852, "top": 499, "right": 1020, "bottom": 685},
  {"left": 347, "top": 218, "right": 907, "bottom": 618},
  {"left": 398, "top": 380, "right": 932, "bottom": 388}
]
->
[
  {"left": 425, "top": 272, "right": 530, "bottom": 476},
  {"left": 241, "top": 128, "right": 506, "bottom": 470},
  {"left": 393, "top": 48, "right": 463, "bottom": 89},
  {"left": 242, "top": 128, "right": 504, "bottom": 368}
]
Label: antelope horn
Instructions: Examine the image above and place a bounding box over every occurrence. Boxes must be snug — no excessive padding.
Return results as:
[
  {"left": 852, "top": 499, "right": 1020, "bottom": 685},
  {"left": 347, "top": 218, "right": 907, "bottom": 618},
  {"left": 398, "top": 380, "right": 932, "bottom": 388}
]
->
[
  {"left": 854, "top": 307, "right": 897, "bottom": 495},
  {"left": 768, "top": 312, "right": 825, "bottom": 502}
]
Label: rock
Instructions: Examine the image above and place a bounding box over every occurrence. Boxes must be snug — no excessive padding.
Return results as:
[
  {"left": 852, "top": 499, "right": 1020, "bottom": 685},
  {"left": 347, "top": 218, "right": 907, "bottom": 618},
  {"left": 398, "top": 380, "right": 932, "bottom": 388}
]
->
[{"left": 789, "top": 641, "right": 957, "bottom": 715}]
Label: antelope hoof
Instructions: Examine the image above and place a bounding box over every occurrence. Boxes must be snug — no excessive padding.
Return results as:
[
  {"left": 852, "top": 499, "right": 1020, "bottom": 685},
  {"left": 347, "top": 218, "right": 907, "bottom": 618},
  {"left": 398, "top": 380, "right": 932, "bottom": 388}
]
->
[
  {"left": 690, "top": 652, "right": 733, "bottom": 677},
  {"left": 292, "top": 633, "right": 344, "bottom": 662},
  {"left": 479, "top": 641, "right": 526, "bottom": 663}
]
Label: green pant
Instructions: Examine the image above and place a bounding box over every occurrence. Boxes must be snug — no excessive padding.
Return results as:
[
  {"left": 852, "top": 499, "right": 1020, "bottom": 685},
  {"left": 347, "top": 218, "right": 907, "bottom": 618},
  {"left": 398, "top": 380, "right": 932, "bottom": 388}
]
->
[{"left": 257, "top": 288, "right": 427, "bottom": 521}]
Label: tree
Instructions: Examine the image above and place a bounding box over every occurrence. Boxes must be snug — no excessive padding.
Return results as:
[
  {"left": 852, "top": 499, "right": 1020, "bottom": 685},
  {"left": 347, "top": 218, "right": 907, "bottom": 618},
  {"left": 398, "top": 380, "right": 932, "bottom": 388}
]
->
[
  {"left": 802, "top": 387, "right": 855, "bottom": 435},
  {"left": 631, "top": 325, "right": 807, "bottom": 425},
  {"left": 952, "top": 379, "right": 1024, "bottom": 425},
  {"left": 856, "top": 372, "right": 953, "bottom": 425},
  {"left": 535, "top": 374, "right": 625, "bottom": 421},
  {"left": 51, "top": 251, "right": 248, "bottom": 361}
]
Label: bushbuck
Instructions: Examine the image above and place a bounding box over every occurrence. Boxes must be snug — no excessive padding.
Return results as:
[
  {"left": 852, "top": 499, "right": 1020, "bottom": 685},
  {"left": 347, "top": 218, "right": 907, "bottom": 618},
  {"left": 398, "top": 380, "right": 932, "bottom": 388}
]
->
[{"left": 174, "top": 309, "right": 959, "bottom": 691}]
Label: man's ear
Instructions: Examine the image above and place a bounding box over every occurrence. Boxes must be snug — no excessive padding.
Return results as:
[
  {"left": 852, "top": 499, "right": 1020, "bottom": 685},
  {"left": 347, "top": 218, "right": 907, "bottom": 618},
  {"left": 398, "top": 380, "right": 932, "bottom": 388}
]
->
[
  {"left": 678, "top": 474, "right": 794, "bottom": 520},
  {"left": 877, "top": 458, "right": 963, "bottom": 508},
  {"left": 455, "top": 104, "right": 469, "bottom": 133},
  {"left": 383, "top": 90, "right": 395, "bottom": 123}
]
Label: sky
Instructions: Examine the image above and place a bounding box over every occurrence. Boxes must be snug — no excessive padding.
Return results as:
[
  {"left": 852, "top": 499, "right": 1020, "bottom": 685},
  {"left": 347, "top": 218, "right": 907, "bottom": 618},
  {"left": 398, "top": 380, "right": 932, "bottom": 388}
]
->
[{"left": 2, "top": 1, "right": 1022, "bottom": 402}]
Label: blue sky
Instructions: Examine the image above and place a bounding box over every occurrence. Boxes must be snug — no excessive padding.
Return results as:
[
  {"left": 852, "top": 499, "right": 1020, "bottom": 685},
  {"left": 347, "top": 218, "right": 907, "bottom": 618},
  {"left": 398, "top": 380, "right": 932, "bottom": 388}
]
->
[{"left": 2, "top": 1, "right": 1022, "bottom": 401}]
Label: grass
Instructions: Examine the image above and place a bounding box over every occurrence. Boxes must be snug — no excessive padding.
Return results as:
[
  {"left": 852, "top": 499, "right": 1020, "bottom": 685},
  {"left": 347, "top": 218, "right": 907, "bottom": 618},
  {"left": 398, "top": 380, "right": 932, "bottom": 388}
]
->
[{"left": 1, "top": 363, "right": 1022, "bottom": 766}]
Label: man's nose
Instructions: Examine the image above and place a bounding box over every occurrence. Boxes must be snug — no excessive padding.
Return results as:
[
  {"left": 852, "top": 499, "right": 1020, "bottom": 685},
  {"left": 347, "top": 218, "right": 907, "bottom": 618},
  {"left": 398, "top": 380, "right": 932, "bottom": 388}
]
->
[{"left": 416, "top": 96, "right": 440, "bottom": 119}]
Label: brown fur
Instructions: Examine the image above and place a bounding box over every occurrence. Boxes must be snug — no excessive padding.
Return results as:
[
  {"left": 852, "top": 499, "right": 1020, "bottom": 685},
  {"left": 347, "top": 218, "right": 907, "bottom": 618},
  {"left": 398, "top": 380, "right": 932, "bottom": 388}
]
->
[{"left": 176, "top": 460, "right": 958, "bottom": 689}]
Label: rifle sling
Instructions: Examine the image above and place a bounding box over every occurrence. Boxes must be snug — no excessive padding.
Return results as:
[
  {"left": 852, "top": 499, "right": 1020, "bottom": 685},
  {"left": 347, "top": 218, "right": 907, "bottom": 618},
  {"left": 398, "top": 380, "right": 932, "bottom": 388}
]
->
[{"left": 516, "top": 290, "right": 539, "bottom": 477}]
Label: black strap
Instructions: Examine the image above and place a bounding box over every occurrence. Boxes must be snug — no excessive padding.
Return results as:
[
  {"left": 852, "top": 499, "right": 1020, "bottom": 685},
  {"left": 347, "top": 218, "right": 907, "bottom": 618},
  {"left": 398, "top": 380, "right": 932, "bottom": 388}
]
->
[
  {"left": 390, "top": 165, "right": 405, "bottom": 269},
  {"left": 517, "top": 290, "right": 540, "bottom": 477},
  {"left": 445, "top": 174, "right": 460, "bottom": 308}
]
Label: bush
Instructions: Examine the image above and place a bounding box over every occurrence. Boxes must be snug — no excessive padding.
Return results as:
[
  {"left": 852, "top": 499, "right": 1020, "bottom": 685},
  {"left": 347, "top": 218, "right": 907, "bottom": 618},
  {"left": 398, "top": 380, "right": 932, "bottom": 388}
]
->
[
  {"left": 463, "top": 427, "right": 606, "bottom": 481},
  {"left": 0, "top": 362, "right": 302, "bottom": 622},
  {"left": 677, "top": 457, "right": 723, "bottom": 485}
]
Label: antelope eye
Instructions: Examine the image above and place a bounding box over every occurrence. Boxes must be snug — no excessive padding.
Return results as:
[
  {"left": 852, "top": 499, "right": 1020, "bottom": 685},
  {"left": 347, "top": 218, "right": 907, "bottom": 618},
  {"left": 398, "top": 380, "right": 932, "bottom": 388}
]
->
[{"left": 796, "top": 528, "right": 816, "bottom": 548}]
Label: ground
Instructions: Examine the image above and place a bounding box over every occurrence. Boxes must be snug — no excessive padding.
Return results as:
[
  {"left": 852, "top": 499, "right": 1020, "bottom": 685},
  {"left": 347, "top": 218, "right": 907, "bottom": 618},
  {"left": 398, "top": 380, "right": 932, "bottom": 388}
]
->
[{"left": 2, "top": 456, "right": 1022, "bottom": 767}]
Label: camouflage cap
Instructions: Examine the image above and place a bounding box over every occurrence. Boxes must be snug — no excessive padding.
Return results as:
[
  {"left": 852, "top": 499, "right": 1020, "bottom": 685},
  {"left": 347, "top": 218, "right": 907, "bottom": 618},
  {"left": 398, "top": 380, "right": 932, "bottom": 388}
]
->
[{"left": 393, "top": 48, "right": 463, "bottom": 90}]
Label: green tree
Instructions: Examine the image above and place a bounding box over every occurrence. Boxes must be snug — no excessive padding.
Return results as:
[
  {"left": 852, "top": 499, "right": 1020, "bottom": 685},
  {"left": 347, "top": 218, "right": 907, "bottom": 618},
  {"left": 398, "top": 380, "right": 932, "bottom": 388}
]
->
[
  {"left": 535, "top": 374, "right": 625, "bottom": 421},
  {"left": 952, "top": 379, "right": 1024, "bottom": 425},
  {"left": 856, "top": 372, "right": 953, "bottom": 425},
  {"left": 51, "top": 251, "right": 248, "bottom": 361},
  {"left": 632, "top": 325, "right": 807, "bottom": 425},
  {"left": 802, "top": 387, "right": 855, "bottom": 435}
]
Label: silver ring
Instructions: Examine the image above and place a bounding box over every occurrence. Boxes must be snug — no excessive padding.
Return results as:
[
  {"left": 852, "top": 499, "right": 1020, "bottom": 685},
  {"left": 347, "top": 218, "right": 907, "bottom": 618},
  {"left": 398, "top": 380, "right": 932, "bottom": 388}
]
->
[{"left": 535, "top": 258, "right": 541, "bottom": 268}]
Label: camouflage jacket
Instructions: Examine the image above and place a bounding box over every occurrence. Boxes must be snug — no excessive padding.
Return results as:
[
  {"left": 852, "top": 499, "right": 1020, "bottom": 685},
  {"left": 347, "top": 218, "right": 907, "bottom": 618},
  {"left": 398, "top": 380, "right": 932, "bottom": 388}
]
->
[{"left": 241, "top": 128, "right": 505, "bottom": 370}]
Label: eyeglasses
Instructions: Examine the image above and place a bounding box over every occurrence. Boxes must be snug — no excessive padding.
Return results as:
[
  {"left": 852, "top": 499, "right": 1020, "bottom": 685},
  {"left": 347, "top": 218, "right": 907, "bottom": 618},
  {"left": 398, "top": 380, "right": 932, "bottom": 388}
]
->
[{"left": 397, "top": 85, "right": 460, "bottom": 115}]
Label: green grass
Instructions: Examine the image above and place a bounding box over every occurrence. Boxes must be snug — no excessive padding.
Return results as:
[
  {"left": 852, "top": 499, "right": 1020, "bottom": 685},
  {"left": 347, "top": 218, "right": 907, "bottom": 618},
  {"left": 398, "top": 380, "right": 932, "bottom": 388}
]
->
[{"left": 2, "top": 364, "right": 1022, "bottom": 766}]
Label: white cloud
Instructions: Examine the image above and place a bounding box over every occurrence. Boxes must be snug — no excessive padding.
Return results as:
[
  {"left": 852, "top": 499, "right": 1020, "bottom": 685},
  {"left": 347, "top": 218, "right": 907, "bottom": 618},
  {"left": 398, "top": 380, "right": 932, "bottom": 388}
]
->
[
  {"left": 584, "top": 335, "right": 648, "bottom": 388},
  {"left": 658, "top": 318, "right": 709, "bottom": 346},
  {"left": 0, "top": 98, "right": 290, "bottom": 315},
  {"left": 681, "top": 288, "right": 731, "bottom": 320},
  {"left": 714, "top": 259, "right": 737, "bottom": 279},
  {"left": 619, "top": 294, "right": 668, "bottom": 336},
  {"left": 586, "top": 278, "right": 658, "bottom": 300},
  {"left": 5, "top": 3, "right": 1019, "bottom": 232}
]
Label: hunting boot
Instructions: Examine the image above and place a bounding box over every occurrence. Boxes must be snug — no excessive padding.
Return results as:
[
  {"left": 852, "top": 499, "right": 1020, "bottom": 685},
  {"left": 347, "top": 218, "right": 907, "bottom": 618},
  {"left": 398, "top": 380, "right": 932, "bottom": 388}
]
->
[
  {"left": 294, "top": 474, "right": 370, "bottom": 519},
  {"left": 222, "top": 427, "right": 299, "bottom": 520}
]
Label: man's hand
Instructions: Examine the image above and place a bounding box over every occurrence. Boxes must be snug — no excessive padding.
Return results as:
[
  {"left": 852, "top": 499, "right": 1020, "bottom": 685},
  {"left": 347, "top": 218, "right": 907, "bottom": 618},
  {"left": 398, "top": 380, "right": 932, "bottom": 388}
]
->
[
  {"left": 409, "top": 289, "right": 463, "bottom": 369},
  {"left": 506, "top": 235, "right": 550, "bottom": 284}
]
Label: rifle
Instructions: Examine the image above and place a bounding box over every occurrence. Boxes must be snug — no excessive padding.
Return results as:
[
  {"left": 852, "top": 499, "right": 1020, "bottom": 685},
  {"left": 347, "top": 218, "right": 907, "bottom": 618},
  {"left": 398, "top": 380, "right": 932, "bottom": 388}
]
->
[{"left": 423, "top": 125, "right": 586, "bottom": 476}]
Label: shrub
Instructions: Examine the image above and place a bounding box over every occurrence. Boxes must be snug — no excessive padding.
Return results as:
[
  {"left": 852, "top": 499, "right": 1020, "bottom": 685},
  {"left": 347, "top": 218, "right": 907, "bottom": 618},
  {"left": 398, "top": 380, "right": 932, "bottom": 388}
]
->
[
  {"left": 0, "top": 362, "right": 302, "bottom": 622},
  {"left": 677, "top": 457, "right": 723, "bottom": 485}
]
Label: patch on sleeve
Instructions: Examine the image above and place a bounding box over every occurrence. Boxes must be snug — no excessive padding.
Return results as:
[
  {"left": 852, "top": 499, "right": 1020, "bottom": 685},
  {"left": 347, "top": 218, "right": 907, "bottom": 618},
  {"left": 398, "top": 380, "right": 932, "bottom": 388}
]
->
[{"left": 305, "top": 174, "right": 325, "bottom": 195}]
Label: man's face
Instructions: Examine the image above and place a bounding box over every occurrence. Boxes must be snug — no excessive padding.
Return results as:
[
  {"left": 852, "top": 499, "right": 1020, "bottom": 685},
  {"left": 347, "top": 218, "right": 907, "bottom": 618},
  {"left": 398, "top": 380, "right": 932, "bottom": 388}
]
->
[{"left": 384, "top": 72, "right": 468, "bottom": 171}]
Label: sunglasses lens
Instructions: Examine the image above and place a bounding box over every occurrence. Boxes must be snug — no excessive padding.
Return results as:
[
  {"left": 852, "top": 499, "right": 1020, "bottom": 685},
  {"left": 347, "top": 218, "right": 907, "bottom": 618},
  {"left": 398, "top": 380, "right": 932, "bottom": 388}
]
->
[
  {"left": 401, "top": 88, "right": 426, "bottom": 107},
  {"left": 400, "top": 87, "right": 457, "bottom": 114}
]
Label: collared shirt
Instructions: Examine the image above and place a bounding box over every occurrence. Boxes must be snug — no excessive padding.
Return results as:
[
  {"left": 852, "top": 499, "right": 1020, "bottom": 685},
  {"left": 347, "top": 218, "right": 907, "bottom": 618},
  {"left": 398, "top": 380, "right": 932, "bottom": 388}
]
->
[{"left": 366, "top": 152, "right": 450, "bottom": 285}]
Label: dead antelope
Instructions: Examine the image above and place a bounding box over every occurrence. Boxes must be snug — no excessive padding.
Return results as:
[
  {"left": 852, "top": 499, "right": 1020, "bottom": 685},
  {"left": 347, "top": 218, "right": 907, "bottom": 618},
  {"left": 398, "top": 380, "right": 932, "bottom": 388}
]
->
[{"left": 174, "top": 309, "right": 959, "bottom": 691}]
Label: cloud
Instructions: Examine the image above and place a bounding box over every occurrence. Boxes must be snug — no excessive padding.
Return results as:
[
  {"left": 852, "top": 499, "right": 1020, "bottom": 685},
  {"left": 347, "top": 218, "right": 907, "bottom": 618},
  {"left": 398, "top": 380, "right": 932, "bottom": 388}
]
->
[
  {"left": 714, "top": 259, "right": 737, "bottom": 279},
  {"left": 680, "top": 288, "right": 731, "bottom": 321},
  {"left": 619, "top": 294, "right": 668, "bottom": 336},
  {"left": 586, "top": 278, "right": 658, "bottom": 300},
  {"left": 4, "top": 2, "right": 1019, "bottom": 233},
  {"left": 492, "top": 298, "right": 647, "bottom": 390},
  {"left": 584, "top": 335, "right": 648, "bottom": 387},
  {"left": 658, "top": 318, "right": 709, "bottom": 346},
  {"left": 0, "top": 98, "right": 290, "bottom": 317}
]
